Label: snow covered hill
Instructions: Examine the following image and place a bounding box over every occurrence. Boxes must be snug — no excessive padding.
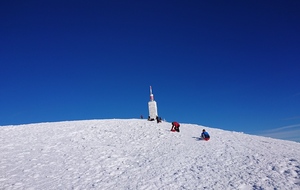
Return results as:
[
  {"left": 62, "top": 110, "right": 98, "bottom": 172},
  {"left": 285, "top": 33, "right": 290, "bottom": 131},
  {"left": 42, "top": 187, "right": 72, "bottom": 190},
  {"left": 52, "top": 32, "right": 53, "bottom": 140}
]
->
[{"left": 1, "top": 119, "right": 300, "bottom": 190}]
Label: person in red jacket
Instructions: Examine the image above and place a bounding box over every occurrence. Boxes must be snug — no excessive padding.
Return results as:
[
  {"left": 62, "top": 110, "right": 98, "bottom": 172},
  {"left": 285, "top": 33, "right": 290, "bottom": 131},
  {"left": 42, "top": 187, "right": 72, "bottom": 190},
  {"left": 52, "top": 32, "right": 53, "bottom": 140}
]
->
[{"left": 171, "top": 121, "right": 180, "bottom": 132}]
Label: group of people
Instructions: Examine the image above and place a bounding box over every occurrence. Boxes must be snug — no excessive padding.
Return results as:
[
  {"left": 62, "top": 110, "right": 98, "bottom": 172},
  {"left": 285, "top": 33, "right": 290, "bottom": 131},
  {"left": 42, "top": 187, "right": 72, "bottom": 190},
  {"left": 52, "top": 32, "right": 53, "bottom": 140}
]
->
[
  {"left": 143, "top": 116, "right": 210, "bottom": 141},
  {"left": 145, "top": 115, "right": 162, "bottom": 123},
  {"left": 171, "top": 121, "right": 210, "bottom": 141}
]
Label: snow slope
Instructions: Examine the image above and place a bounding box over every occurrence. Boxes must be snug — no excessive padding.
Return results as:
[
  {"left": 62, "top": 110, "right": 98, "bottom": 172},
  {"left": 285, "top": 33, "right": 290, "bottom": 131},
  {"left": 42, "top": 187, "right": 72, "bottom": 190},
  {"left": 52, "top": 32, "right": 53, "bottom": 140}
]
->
[{"left": 1, "top": 119, "right": 300, "bottom": 190}]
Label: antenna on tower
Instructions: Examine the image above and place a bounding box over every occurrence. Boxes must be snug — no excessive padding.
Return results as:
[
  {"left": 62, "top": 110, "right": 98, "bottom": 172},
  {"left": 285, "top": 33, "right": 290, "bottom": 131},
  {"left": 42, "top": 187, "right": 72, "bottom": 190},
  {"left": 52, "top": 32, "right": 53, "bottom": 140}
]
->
[{"left": 149, "top": 86, "right": 154, "bottom": 101}]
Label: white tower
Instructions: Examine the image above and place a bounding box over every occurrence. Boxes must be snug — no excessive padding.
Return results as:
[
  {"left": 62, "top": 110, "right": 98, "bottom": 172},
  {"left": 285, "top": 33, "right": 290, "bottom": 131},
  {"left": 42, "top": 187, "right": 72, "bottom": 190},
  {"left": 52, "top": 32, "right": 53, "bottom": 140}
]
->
[{"left": 148, "top": 86, "right": 158, "bottom": 120}]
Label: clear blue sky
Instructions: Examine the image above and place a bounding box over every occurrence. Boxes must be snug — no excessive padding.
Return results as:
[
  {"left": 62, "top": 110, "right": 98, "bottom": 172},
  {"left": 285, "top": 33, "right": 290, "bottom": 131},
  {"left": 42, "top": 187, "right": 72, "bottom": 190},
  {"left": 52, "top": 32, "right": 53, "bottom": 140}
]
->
[{"left": 1, "top": 1, "right": 299, "bottom": 141}]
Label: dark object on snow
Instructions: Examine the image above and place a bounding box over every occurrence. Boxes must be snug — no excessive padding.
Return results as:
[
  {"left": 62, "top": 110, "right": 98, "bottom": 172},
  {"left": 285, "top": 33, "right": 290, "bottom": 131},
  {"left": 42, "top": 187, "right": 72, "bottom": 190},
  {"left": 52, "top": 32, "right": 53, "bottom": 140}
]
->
[
  {"left": 156, "top": 116, "right": 162, "bottom": 123},
  {"left": 148, "top": 116, "right": 155, "bottom": 121}
]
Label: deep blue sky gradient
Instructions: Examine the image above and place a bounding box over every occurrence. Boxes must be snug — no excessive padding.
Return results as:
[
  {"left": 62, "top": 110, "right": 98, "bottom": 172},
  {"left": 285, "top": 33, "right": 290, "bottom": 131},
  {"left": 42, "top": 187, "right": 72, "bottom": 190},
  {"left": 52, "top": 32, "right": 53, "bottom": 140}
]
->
[{"left": 1, "top": 1, "right": 300, "bottom": 141}]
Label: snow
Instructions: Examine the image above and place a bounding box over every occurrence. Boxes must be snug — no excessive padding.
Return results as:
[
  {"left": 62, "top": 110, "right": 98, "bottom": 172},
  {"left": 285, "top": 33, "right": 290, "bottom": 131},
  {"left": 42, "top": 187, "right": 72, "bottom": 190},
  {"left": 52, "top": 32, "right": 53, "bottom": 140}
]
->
[{"left": 1, "top": 119, "right": 300, "bottom": 190}]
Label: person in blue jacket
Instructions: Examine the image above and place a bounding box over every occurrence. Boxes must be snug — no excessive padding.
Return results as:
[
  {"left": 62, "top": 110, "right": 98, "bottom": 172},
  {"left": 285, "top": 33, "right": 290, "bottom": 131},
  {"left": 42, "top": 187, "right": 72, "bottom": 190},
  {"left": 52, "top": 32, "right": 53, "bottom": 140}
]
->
[{"left": 201, "top": 129, "right": 210, "bottom": 141}]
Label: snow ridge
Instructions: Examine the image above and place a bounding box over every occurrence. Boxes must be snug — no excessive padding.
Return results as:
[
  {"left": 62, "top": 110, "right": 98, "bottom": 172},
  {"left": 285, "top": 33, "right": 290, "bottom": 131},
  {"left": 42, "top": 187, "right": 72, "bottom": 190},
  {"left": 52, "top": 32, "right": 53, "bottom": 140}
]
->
[{"left": 1, "top": 119, "right": 300, "bottom": 189}]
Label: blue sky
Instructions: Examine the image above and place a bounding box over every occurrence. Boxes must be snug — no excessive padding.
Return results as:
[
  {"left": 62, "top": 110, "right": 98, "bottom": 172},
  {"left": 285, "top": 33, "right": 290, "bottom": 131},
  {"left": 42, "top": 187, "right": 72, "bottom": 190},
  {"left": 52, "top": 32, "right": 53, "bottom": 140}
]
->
[{"left": 1, "top": 1, "right": 299, "bottom": 142}]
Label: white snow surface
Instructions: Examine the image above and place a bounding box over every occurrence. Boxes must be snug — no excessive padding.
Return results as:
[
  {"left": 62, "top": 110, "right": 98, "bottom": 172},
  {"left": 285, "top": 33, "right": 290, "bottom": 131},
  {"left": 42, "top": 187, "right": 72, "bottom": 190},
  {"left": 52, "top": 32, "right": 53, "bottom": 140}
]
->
[{"left": 1, "top": 119, "right": 300, "bottom": 190}]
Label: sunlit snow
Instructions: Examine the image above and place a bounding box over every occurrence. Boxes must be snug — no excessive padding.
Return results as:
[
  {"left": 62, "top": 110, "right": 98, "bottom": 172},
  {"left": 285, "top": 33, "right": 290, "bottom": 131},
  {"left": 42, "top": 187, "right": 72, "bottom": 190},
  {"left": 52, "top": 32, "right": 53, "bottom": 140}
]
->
[{"left": 1, "top": 119, "right": 300, "bottom": 189}]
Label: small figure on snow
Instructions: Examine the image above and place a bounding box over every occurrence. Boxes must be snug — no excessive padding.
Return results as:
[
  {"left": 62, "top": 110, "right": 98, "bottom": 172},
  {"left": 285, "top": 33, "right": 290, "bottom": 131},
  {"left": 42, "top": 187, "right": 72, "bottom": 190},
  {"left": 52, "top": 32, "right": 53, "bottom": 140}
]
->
[
  {"left": 156, "top": 116, "right": 162, "bottom": 123},
  {"left": 201, "top": 129, "right": 210, "bottom": 141},
  {"left": 171, "top": 121, "right": 180, "bottom": 132}
]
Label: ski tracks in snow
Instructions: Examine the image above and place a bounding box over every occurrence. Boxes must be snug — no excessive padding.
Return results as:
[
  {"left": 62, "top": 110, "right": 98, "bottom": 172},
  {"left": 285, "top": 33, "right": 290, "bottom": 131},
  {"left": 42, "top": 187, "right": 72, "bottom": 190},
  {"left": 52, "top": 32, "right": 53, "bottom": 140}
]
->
[
  {"left": 1, "top": 119, "right": 300, "bottom": 189},
  {"left": 202, "top": 130, "right": 300, "bottom": 190}
]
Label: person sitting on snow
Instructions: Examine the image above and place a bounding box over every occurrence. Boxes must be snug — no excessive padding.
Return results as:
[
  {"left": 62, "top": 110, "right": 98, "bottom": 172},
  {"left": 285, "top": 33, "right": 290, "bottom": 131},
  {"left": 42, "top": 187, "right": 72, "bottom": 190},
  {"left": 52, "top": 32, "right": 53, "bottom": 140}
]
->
[
  {"left": 171, "top": 121, "right": 180, "bottom": 132},
  {"left": 201, "top": 129, "right": 210, "bottom": 141}
]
